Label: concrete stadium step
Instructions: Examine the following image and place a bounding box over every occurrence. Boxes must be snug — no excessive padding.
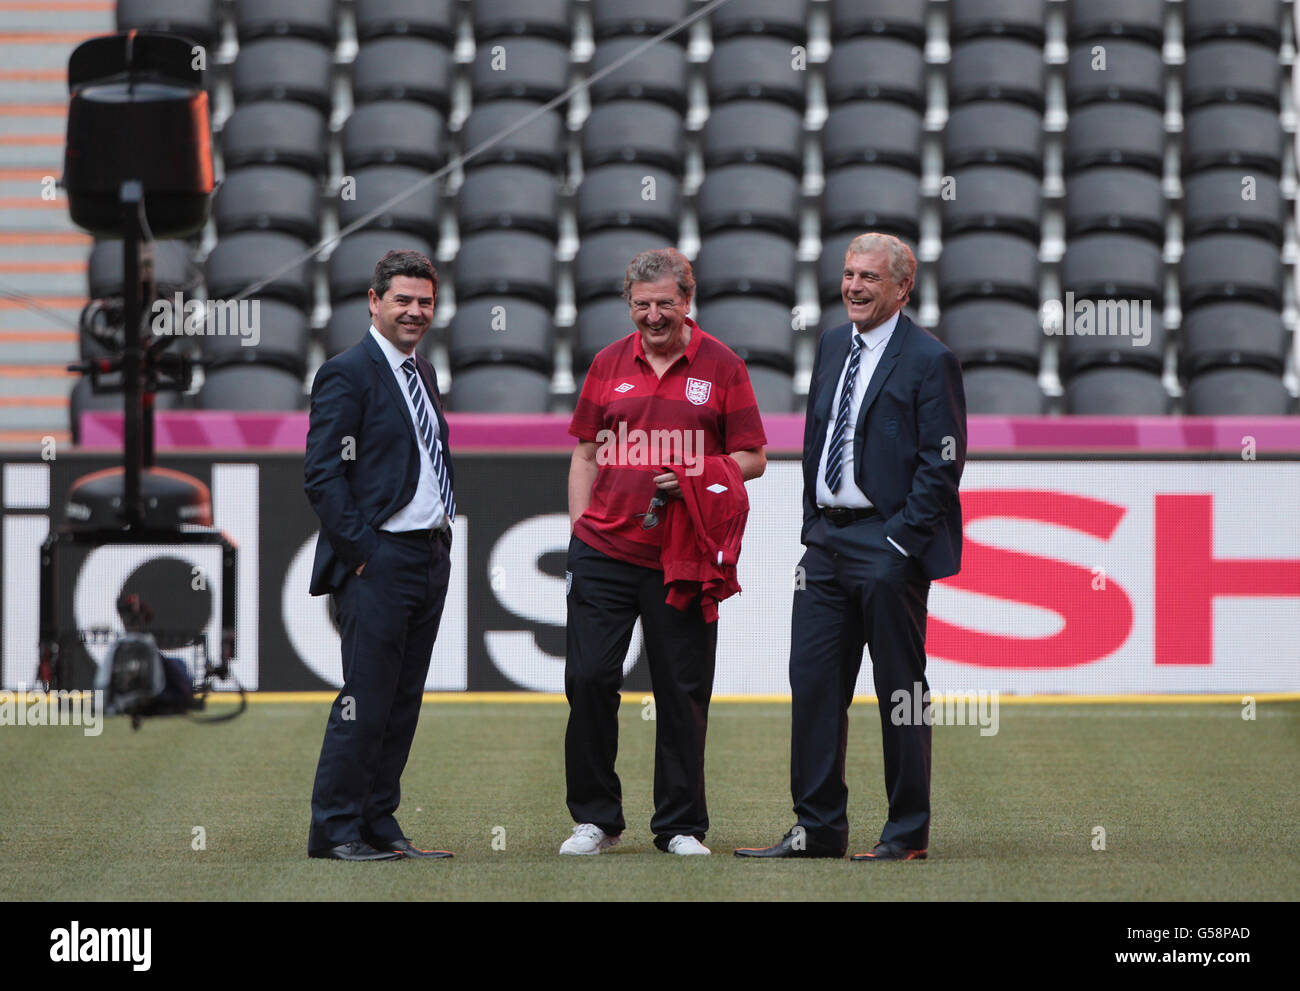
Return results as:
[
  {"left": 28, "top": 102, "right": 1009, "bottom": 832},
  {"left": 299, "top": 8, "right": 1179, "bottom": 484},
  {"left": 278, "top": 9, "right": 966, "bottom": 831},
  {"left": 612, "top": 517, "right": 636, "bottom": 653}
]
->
[
  {"left": 0, "top": 327, "right": 78, "bottom": 364},
  {"left": 0, "top": 3, "right": 114, "bottom": 34}
]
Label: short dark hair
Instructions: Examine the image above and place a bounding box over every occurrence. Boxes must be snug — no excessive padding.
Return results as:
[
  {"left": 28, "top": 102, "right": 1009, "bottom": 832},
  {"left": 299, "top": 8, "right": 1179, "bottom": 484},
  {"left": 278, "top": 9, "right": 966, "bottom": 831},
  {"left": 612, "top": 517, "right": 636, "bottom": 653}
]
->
[{"left": 371, "top": 249, "right": 437, "bottom": 299}]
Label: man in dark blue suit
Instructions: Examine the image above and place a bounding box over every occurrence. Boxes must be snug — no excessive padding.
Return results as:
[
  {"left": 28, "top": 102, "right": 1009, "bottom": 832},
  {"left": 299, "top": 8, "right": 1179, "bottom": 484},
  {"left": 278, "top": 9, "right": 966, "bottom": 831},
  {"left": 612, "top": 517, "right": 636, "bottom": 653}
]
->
[
  {"left": 736, "top": 232, "right": 966, "bottom": 862},
  {"left": 304, "top": 250, "right": 455, "bottom": 862}
]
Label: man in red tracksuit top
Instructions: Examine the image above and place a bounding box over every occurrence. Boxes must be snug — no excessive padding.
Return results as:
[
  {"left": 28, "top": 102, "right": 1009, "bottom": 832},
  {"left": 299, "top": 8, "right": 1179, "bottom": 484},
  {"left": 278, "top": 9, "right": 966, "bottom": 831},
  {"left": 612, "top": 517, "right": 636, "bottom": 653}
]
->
[{"left": 561, "top": 247, "right": 767, "bottom": 857}]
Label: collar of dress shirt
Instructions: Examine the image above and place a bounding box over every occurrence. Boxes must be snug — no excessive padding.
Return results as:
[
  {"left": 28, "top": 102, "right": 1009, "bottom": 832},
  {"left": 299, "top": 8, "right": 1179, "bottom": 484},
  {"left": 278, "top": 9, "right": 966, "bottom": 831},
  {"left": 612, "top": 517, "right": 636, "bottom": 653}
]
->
[
  {"left": 368, "top": 324, "right": 420, "bottom": 372},
  {"left": 853, "top": 308, "right": 900, "bottom": 352}
]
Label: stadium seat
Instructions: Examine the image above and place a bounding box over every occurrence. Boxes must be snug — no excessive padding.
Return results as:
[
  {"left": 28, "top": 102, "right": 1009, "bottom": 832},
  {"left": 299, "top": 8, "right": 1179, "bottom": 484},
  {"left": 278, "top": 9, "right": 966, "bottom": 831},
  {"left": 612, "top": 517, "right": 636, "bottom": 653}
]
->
[
  {"left": 573, "top": 296, "right": 636, "bottom": 367},
  {"left": 700, "top": 100, "right": 803, "bottom": 174},
  {"left": 822, "top": 101, "right": 923, "bottom": 171},
  {"left": 696, "top": 165, "right": 800, "bottom": 240},
  {"left": 206, "top": 233, "right": 314, "bottom": 310},
  {"left": 822, "top": 166, "right": 921, "bottom": 241},
  {"left": 950, "top": 0, "right": 1048, "bottom": 44},
  {"left": 936, "top": 301, "right": 1041, "bottom": 372},
  {"left": 576, "top": 166, "right": 681, "bottom": 240},
  {"left": 696, "top": 296, "right": 795, "bottom": 372},
  {"left": 235, "top": 0, "right": 337, "bottom": 45},
  {"left": 1183, "top": 368, "right": 1292, "bottom": 415},
  {"left": 943, "top": 102, "right": 1044, "bottom": 175},
  {"left": 473, "top": 0, "right": 571, "bottom": 43},
  {"left": 1067, "top": 0, "right": 1164, "bottom": 46},
  {"left": 1066, "top": 41, "right": 1165, "bottom": 110},
  {"left": 198, "top": 363, "right": 306, "bottom": 410},
  {"left": 221, "top": 102, "right": 328, "bottom": 176},
  {"left": 1183, "top": 169, "right": 1284, "bottom": 245},
  {"left": 212, "top": 166, "right": 321, "bottom": 242},
  {"left": 589, "top": 38, "right": 689, "bottom": 112},
  {"left": 232, "top": 39, "right": 333, "bottom": 112},
  {"left": 1063, "top": 103, "right": 1165, "bottom": 175},
  {"left": 583, "top": 102, "right": 686, "bottom": 174},
  {"left": 573, "top": 230, "right": 670, "bottom": 304},
  {"left": 447, "top": 297, "right": 554, "bottom": 373},
  {"left": 455, "top": 232, "right": 559, "bottom": 307},
  {"left": 1179, "top": 302, "right": 1288, "bottom": 377},
  {"left": 948, "top": 39, "right": 1046, "bottom": 111},
  {"left": 450, "top": 365, "right": 552, "bottom": 412},
  {"left": 1063, "top": 167, "right": 1165, "bottom": 243},
  {"left": 1183, "top": 105, "right": 1284, "bottom": 176},
  {"left": 941, "top": 166, "right": 1042, "bottom": 240},
  {"left": 745, "top": 365, "right": 795, "bottom": 412},
  {"left": 1060, "top": 234, "right": 1163, "bottom": 301},
  {"left": 1180, "top": 234, "right": 1284, "bottom": 309},
  {"left": 829, "top": 0, "right": 927, "bottom": 46},
  {"left": 695, "top": 232, "right": 799, "bottom": 307},
  {"left": 1183, "top": 41, "right": 1283, "bottom": 111},
  {"left": 591, "top": 0, "right": 691, "bottom": 43},
  {"left": 336, "top": 166, "right": 440, "bottom": 242},
  {"left": 352, "top": 39, "right": 453, "bottom": 114},
  {"left": 936, "top": 233, "right": 1040, "bottom": 307},
  {"left": 711, "top": 0, "right": 809, "bottom": 44},
  {"left": 1058, "top": 307, "right": 1165, "bottom": 376},
  {"left": 328, "top": 231, "right": 435, "bottom": 302},
  {"left": 707, "top": 37, "right": 807, "bottom": 110},
  {"left": 353, "top": 0, "right": 456, "bottom": 46},
  {"left": 471, "top": 39, "right": 571, "bottom": 103},
  {"left": 342, "top": 101, "right": 448, "bottom": 172},
  {"left": 324, "top": 296, "right": 373, "bottom": 357},
  {"left": 117, "top": 0, "right": 218, "bottom": 48},
  {"left": 1064, "top": 367, "right": 1169, "bottom": 414},
  {"left": 825, "top": 38, "right": 926, "bottom": 109},
  {"left": 960, "top": 365, "right": 1046, "bottom": 414},
  {"left": 1183, "top": 0, "right": 1283, "bottom": 48},
  {"left": 458, "top": 165, "right": 560, "bottom": 238},
  {"left": 200, "top": 298, "right": 309, "bottom": 367},
  {"left": 463, "top": 101, "right": 567, "bottom": 173},
  {"left": 89, "top": 240, "right": 198, "bottom": 299},
  {"left": 818, "top": 234, "right": 919, "bottom": 304}
]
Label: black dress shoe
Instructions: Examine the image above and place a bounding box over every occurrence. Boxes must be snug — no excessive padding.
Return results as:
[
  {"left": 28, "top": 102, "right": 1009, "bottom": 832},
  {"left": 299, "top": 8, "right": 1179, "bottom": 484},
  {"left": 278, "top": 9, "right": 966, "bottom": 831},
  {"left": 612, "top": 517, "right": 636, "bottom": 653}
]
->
[
  {"left": 308, "top": 841, "right": 402, "bottom": 862},
  {"left": 850, "top": 841, "right": 927, "bottom": 862},
  {"left": 734, "top": 828, "right": 844, "bottom": 859},
  {"left": 386, "top": 838, "right": 453, "bottom": 859}
]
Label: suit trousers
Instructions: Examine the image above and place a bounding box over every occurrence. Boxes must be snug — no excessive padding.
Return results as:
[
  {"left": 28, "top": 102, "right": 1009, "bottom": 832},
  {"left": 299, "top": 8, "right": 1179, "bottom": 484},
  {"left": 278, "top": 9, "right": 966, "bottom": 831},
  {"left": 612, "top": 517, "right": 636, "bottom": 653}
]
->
[
  {"left": 790, "top": 514, "right": 933, "bottom": 853},
  {"left": 564, "top": 535, "right": 718, "bottom": 848},
  {"left": 308, "top": 529, "right": 450, "bottom": 852}
]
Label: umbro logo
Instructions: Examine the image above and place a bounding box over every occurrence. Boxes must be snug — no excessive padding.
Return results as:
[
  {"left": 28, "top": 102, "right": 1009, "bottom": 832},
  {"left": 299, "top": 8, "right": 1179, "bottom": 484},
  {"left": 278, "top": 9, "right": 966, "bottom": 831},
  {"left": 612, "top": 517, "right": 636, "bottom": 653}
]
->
[
  {"left": 706, "top": 483, "right": 728, "bottom": 494},
  {"left": 614, "top": 382, "right": 635, "bottom": 393}
]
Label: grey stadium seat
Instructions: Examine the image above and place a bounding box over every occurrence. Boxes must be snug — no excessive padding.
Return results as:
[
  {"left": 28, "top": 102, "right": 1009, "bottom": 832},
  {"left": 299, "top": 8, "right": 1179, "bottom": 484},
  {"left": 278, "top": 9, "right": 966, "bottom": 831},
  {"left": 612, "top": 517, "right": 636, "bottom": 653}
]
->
[
  {"left": 941, "top": 166, "right": 1042, "bottom": 240},
  {"left": 1064, "top": 167, "right": 1165, "bottom": 243},
  {"left": 961, "top": 366, "right": 1046, "bottom": 414},
  {"left": 1180, "top": 234, "right": 1283, "bottom": 309},
  {"left": 1183, "top": 0, "right": 1283, "bottom": 48},
  {"left": 447, "top": 297, "right": 554, "bottom": 373},
  {"left": 450, "top": 365, "right": 552, "bottom": 412},
  {"left": 472, "top": 39, "right": 571, "bottom": 103},
  {"left": 589, "top": 38, "right": 689, "bottom": 112},
  {"left": 354, "top": 0, "right": 456, "bottom": 46},
  {"left": 1183, "top": 369, "right": 1292, "bottom": 415},
  {"left": 822, "top": 102, "right": 923, "bottom": 171},
  {"left": 1183, "top": 105, "right": 1284, "bottom": 177},
  {"left": 235, "top": 0, "right": 337, "bottom": 45},
  {"left": 746, "top": 365, "right": 795, "bottom": 412},
  {"left": 826, "top": 38, "right": 925, "bottom": 109},
  {"left": 695, "top": 232, "right": 799, "bottom": 307},
  {"left": 711, "top": 0, "right": 809, "bottom": 44},
  {"left": 1183, "top": 170, "right": 1284, "bottom": 245},
  {"left": 1066, "top": 41, "right": 1165, "bottom": 110},
  {"left": 232, "top": 39, "right": 332, "bottom": 112},
  {"left": 696, "top": 165, "right": 799, "bottom": 240},
  {"left": 574, "top": 296, "right": 635, "bottom": 368},
  {"left": 1060, "top": 234, "right": 1163, "bottom": 301},
  {"left": 950, "top": 0, "right": 1048, "bottom": 45},
  {"left": 936, "top": 301, "right": 1040, "bottom": 372},
  {"left": 342, "top": 101, "right": 447, "bottom": 172},
  {"left": 212, "top": 166, "right": 321, "bottom": 242},
  {"left": 818, "top": 234, "right": 919, "bottom": 304},
  {"left": 324, "top": 296, "right": 373, "bottom": 358},
  {"left": 944, "top": 102, "right": 1044, "bottom": 175},
  {"left": 591, "top": 0, "right": 691, "bottom": 43},
  {"left": 463, "top": 101, "right": 567, "bottom": 173},
  {"left": 473, "top": 0, "right": 572, "bottom": 43},
  {"left": 830, "top": 0, "right": 926, "bottom": 46},
  {"left": 583, "top": 102, "right": 686, "bottom": 174},
  {"left": 948, "top": 39, "right": 1046, "bottom": 111},
  {"left": 458, "top": 165, "right": 560, "bottom": 239},
  {"left": 221, "top": 102, "right": 328, "bottom": 176},
  {"left": 707, "top": 37, "right": 807, "bottom": 110},
  {"left": 352, "top": 39, "right": 453, "bottom": 114},
  {"left": 117, "top": 0, "right": 218, "bottom": 48},
  {"left": 696, "top": 296, "right": 795, "bottom": 372},
  {"left": 336, "top": 166, "right": 440, "bottom": 243},
  {"left": 200, "top": 298, "right": 309, "bottom": 365},
  {"left": 1058, "top": 308, "right": 1166, "bottom": 376},
  {"left": 1068, "top": 0, "right": 1164, "bottom": 46},
  {"left": 573, "top": 230, "right": 670, "bottom": 304},
  {"left": 1064, "top": 368, "right": 1169, "bottom": 414},
  {"left": 206, "top": 232, "right": 313, "bottom": 309},
  {"left": 198, "top": 364, "right": 306, "bottom": 410},
  {"left": 937, "top": 233, "right": 1040, "bottom": 307},
  {"left": 1064, "top": 103, "right": 1164, "bottom": 175},
  {"left": 1183, "top": 41, "right": 1283, "bottom": 111},
  {"left": 89, "top": 240, "right": 198, "bottom": 299},
  {"left": 822, "top": 166, "right": 921, "bottom": 241},
  {"left": 1179, "top": 302, "right": 1288, "bottom": 377},
  {"left": 701, "top": 100, "right": 803, "bottom": 174},
  {"left": 455, "top": 232, "right": 558, "bottom": 307},
  {"left": 328, "top": 231, "right": 435, "bottom": 302},
  {"left": 577, "top": 165, "right": 681, "bottom": 240}
]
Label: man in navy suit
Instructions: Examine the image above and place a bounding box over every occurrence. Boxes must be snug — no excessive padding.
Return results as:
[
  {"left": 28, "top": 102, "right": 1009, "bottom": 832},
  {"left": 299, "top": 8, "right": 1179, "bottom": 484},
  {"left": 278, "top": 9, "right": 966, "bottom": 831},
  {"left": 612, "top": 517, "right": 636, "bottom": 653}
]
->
[
  {"left": 304, "top": 250, "right": 455, "bottom": 862},
  {"left": 736, "top": 232, "right": 967, "bottom": 862}
]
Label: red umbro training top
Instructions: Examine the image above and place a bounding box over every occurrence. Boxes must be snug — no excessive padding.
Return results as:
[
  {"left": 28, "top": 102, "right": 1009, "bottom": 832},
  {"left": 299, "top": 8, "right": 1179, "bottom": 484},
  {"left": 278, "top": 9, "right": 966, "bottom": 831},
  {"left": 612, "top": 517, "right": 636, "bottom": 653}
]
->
[{"left": 569, "top": 319, "right": 768, "bottom": 569}]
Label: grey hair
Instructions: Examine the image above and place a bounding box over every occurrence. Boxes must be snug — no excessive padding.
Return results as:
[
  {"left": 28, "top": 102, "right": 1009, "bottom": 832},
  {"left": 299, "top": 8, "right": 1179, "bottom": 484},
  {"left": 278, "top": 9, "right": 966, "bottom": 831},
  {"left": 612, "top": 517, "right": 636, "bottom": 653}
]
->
[
  {"left": 622, "top": 247, "right": 696, "bottom": 300},
  {"left": 844, "top": 232, "right": 916, "bottom": 287}
]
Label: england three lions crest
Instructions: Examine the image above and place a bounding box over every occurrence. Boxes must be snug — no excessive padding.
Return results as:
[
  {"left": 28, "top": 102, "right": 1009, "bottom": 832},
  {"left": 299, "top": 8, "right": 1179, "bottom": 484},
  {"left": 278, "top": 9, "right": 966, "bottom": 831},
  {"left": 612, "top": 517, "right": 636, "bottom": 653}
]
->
[{"left": 685, "top": 377, "right": 712, "bottom": 405}]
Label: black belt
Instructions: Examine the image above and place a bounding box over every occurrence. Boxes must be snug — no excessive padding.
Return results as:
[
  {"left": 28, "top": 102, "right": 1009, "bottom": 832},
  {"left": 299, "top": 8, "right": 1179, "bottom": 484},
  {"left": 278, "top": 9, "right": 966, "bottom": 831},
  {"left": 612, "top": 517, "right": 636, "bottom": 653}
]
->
[
  {"left": 821, "top": 506, "right": 879, "bottom": 527},
  {"left": 389, "top": 527, "right": 449, "bottom": 541}
]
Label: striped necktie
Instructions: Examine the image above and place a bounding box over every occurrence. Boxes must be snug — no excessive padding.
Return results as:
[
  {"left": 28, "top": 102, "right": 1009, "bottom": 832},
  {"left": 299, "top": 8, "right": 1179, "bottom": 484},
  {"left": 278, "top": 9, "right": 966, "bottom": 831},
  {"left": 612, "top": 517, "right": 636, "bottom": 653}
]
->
[
  {"left": 400, "top": 356, "right": 456, "bottom": 523},
  {"left": 824, "top": 334, "right": 863, "bottom": 494}
]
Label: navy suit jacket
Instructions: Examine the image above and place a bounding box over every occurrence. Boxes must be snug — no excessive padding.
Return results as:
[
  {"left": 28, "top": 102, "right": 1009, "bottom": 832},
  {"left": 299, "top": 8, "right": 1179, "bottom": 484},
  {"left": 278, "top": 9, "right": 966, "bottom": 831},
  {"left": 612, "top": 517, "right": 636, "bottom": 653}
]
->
[
  {"left": 801, "top": 312, "right": 967, "bottom": 581},
  {"left": 305, "top": 331, "right": 454, "bottom": 596}
]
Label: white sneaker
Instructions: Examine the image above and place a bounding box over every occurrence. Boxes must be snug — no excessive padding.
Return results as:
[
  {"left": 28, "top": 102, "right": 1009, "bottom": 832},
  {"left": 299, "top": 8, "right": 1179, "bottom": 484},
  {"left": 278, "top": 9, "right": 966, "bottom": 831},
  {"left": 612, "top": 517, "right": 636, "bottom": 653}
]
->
[
  {"left": 667, "top": 835, "right": 711, "bottom": 856},
  {"left": 559, "top": 823, "right": 620, "bottom": 855}
]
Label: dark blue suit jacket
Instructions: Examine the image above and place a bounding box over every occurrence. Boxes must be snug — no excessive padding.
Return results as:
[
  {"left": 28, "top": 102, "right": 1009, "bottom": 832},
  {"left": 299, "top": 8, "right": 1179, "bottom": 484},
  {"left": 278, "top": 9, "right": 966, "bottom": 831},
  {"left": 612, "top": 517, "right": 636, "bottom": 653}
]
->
[
  {"left": 305, "top": 331, "right": 454, "bottom": 596},
  {"left": 801, "top": 312, "right": 967, "bottom": 581}
]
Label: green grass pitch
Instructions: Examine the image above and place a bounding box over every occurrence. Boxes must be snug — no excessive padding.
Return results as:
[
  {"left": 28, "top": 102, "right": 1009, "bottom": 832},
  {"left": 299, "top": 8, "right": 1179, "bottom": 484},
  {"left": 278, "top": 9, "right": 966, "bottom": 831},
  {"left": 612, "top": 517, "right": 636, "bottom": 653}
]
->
[{"left": 2, "top": 699, "right": 1296, "bottom": 901}]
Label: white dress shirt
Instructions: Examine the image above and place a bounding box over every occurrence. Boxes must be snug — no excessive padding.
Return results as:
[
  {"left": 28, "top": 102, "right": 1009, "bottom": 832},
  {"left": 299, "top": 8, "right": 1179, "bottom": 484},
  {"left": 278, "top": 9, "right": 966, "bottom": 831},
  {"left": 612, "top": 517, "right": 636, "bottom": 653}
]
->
[{"left": 368, "top": 325, "right": 448, "bottom": 532}]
